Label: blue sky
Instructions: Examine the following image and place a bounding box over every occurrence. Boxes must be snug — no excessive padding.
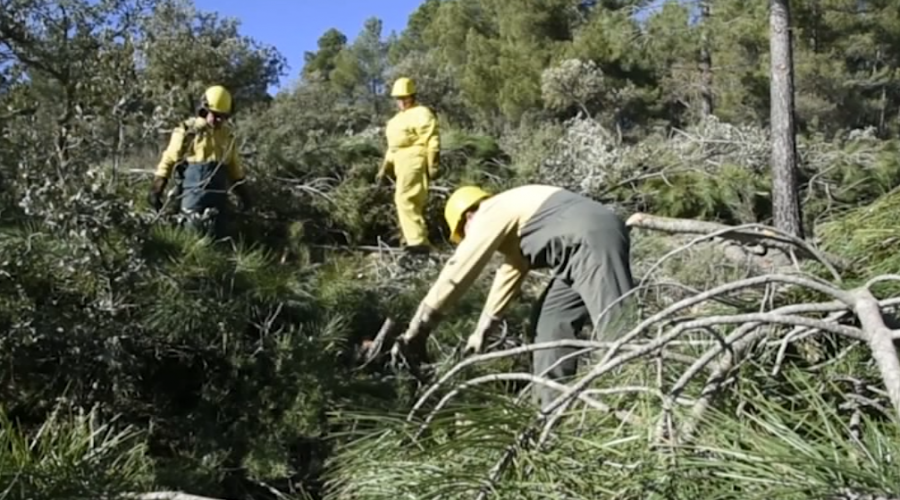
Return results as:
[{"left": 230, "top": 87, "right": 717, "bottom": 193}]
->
[
  {"left": 193, "top": 0, "right": 425, "bottom": 91},
  {"left": 191, "top": 0, "right": 672, "bottom": 93}
]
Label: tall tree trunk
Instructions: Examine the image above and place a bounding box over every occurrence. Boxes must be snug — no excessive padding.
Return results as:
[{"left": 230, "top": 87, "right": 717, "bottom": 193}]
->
[
  {"left": 769, "top": 0, "right": 804, "bottom": 238},
  {"left": 698, "top": 0, "right": 714, "bottom": 117}
]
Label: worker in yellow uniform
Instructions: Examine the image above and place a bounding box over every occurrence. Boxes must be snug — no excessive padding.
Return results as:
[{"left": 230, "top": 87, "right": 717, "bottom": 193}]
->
[
  {"left": 377, "top": 77, "right": 440, "bottom": 255},
  {"left": 148, "top": 84, "right": 252, "bottom": 239},
  {"left": 391, "top": 184, "right": 636, "bottom": 409}
]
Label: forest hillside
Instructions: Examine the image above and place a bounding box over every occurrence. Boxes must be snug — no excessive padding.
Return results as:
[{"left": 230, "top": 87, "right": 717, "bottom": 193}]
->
[{"left": 2, "top": 0, "right": 900, "bottom": 499}]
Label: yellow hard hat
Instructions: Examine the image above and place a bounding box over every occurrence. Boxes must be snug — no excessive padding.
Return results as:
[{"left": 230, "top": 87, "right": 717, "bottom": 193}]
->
[
  {"left": 201, "top": 85, "right": 233, "bottom": 115},
  {"left": 444, "top": 185, "right": 491, "bottom": 244},
  {"left": 390, "top": 77, "right": 416, "bottom": 97}
]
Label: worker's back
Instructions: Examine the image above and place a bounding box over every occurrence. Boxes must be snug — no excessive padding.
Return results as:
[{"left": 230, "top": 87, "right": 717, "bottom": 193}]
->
[{"left": 476, "top": 184, "right": 624, "bottom": 270}]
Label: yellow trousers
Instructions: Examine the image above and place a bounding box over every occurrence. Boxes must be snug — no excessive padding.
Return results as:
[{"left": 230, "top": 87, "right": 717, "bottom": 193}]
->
[{"left": 392, "top": 149, "right": 430, "bottom": 246}]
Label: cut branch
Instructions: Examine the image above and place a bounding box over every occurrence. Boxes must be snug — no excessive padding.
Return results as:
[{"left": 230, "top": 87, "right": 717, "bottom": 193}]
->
[
  {"left": 460, "top": 272, "right": 900, "bottom": 499},
  {"left": 625, "top": 213, "right": 849, "bottom": 276},
  {"left": 413, "top": 372, "right": 639, "bottom": 441},
  {"left": 852, "top": 288, "right": 900, "bottom": 417},
  {"left": 126, "top": 493, "right": 226, "bottom": 500}
]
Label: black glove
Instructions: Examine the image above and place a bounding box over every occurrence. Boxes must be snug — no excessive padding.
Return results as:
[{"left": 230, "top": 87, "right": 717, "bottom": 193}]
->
[
  {"left": 391, "top": 303, "right": 441, "bottom": 367},
  {"left": 148, "top": 177, "right": 167, "bottom": 212},
  {"left": 233, "top": 182, "right": 253, "bottom": 212}
]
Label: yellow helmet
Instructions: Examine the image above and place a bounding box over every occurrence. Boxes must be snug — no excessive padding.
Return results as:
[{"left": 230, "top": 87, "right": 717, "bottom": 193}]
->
[
  {"left": 444, "top": 186, "right": 491, "bottom": 244},
  {"left": 390, "top": 77, "right": 416, "bottom": 97},
  {"left": 201, "top": 85, "right": 233, "bottom": 115}
]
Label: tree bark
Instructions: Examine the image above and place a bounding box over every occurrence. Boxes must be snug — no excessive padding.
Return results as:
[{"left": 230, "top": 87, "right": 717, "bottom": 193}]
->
[
  {"left": 698, "top": 0, "right": 714, "bottom": 116},
  {"left": 769, "top": 0, "right": 804, "bottom": 238}
]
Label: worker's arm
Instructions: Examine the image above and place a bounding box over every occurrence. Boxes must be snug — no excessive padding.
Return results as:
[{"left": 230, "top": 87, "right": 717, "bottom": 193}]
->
[
  {"left": 421, "top": 209, "right": 517, "bottom": 314},
  {"left": 224, "top": 130, "right": 246, "bottom": 182},
  {"left": 378, "top": 115, "right": 399, "bottom": 180},
  {"left": 154, "top": 125, "right": 188, "bottom": 179},
  {"left": 481, "top": 256, "right": 529, "bottom": 320},
  {"left": 402, "top": 221, "right": 511, "bottom": 349},
  {"left": 461, "top": 257, "right": 528, "bottom": 354},
  {"left": 398, "top": 201, "right": 519, "bottom": 355},
  {"left": 415, "top": 108, "right": 440, "bottom": 176},
  {"left": 377, "top": 151, "right": 394, "bottom": 180}
]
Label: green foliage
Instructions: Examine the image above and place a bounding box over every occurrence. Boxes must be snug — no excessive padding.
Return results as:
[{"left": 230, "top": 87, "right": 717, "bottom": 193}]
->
[
  {"left": 303, "top": 28, "right": 349, "bottom": 82},
  {"left": 329, "top": 17, "right": 391, "bottom": 115},
  {"left": 816, "top": 186, "right": 900, "bottom": 295},
  {"left": 801, "top": 129, "right": 900, "bottom": 227},
  {"left": 322, "top": 357, "right": 900, "bottom": 500},
  {"left": 139, "top": 0, "right": 287, "bottom": 113},
  {"left": 0, "top": 404, "right": 153, "bottom": 499},
  {"left": 637, "top": 163, "right": 771, "bottom": 224},
  {"left": 6, "top": 0, "right": 900, "bottom": 498},
  {"left": 675, "top": 374, "right": 900, "bottom": 499},
  {"left": 387, "top": 0, "right": 442, "bottom": 63}
]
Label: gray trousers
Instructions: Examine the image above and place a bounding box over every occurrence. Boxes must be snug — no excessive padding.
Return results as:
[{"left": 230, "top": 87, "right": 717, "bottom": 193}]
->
[
  {"left": 527, "top": 219, "right": 635, "bottom": 410},
  {"left": 180, "top": 161, "right": 230, "bottom": 239}
]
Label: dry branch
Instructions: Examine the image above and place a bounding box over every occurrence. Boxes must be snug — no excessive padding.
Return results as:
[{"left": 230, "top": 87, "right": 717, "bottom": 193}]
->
[
  {"left": 671, "top": 310, "right": 848, "bottom": 444},
  {"left": 413, "top": 372, "right": 639, "bottom": 441},
  {"left": 408, "top": 339, "right": 615, "bottom": 420},
  {"left": 459, "top": 270, "right": 900, "bottom": 500},
  {"left": 852, "top": 288, "right": 900, "bottom": 417},
  {"left": 590, "top": 274, "right": 851, "bottom": 358},
  {"left": 626, "top": 212, "right": 850, "bottom": 276},
  {"left": 127, "top": 493, "right": 225, "bottom": 500},
  {"left": 357, "top": 317, "right": 398, "bottom": 369}
]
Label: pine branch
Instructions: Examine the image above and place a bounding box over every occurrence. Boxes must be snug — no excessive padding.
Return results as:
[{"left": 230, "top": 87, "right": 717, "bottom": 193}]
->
[
  {"left": 125, "top": 493, "right": 226, "bottom": 500},
  {"left": 626, "top": 212, "right": 850, "bottom": 277}
]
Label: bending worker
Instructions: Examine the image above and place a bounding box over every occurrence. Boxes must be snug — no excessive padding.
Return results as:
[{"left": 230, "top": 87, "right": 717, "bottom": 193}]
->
[
  {"left": 148, "top": 84, "right": 252, "bottom": 238},
  {"left": 377, "top": 76, "right": 440, "bottom": 255},
  {"left": 391, "top": 184, "right": 635, "bottom": 409}
]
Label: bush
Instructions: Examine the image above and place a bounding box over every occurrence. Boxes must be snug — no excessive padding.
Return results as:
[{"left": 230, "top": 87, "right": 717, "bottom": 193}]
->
[{"left": 0, "top": 405, "right": 153, "bottom": 499}]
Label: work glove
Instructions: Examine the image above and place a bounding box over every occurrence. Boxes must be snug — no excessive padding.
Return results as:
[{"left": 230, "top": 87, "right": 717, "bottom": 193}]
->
[
  {"left": 391, "top": 302, "right": 441, "bottom": 367},
  {"left": 463, "top": 314, "right": 502, "bottom": 356},
  {"left": 148, "top": 176, "right": 167, "bottom": 212},
  {"left": 426, "top": 150, "right": 440, "bottom": 180},
  {"left": 232, "top": 182, "right": 253, "bottom": 212}
]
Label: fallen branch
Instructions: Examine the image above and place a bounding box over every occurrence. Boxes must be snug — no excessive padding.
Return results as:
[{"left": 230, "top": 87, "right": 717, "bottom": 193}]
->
[
  {"left": 408, "top": 339, "right": 614, "bottom": 420},
  {"left": 456, "top": 262, "right": 900, "bottom": 499},
  {"left": 413, "top": 372, "right": 639, "bottom": 441},
  {"left": 486, "top": 310, "right": 863, "bottom": 490},
  {"left": 541, "top": 276, "right": 873, "bottom": 443},
  {"left": 671, "top": 310, "right": 848, "bottom": 444},
  {"left": 409, "top": 337, "right": 709, "bottom": 424},
  {"left": 626, "top": 212, "right": 849, "bottom": 277},
  {"left": 851, "top": 287, "right": 900, "bottom": 417},
  {"left": 468, "top": 273, "right": 864, "bottom": 489},
  {"left": 673, "top": 298, "right": 860, "bottom": 398},
  {"left": 542, "top": 313, "right": 864, "bottom": 434},
  {"left": 126, "top": 493, "right": 226, "bottom": 500},
  {"left": 357, "top": 317, "right": 399, "bottom": 369},
  {"left": 463, "top": 271, "right": 900, "bottom": 499},
  {"left": 588, "top": 273, "right": 850, "bottom": 359}
]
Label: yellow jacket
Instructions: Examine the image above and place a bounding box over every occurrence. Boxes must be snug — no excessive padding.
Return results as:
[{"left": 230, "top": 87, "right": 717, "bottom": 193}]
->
[
  {"left": 421, "top": 186, "right": 555, "bottom": 321},
  {"left": 154, "top": 117, "right": 245, "bottom": 181},
  {"left": 384, "top": 104, "right": 440, "bottom": 172}
]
